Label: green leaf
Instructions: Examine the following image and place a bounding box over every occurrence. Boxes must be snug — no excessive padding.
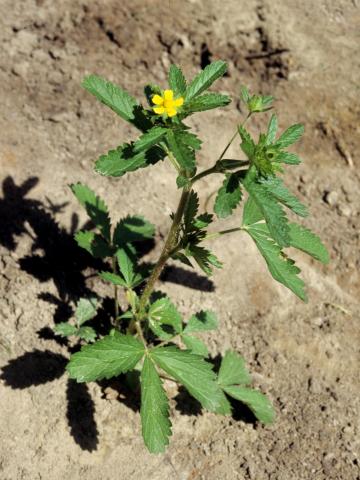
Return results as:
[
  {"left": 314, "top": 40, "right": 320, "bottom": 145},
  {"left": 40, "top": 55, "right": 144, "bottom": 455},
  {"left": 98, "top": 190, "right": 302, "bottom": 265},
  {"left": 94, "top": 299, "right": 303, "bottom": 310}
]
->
[
  {"left": 266, "top": 114, "right": 278, "bottom": 144},
  {"left": 71, "top": 183, "right": 111, "bottom": 241},
  {"left": 151, "top": 346, "right": 226, "bottom": 412},
  {"left": 116, "top": 247, "right": 142, "bottom": 288},
  {"left": 185, "top": 93, "right": 231, "bottom": 113},
  {"left": 99, "top": 271, "right": 127, "bottom": 287},
  {"left": 243, "top": 169, "right": 290, "bottom": 248},
  {"left": 238, "top": 126, "right": 256, "bottom": 160},
  {"left": 242, "top": 196, "right": 264, "bottom": 226},
  {"left": 259, "top": 177, "right": 308, "bottom": 217},
  {"left": 74, "top": 231, "right": 113, "bottom": 258},
  {"left": 77, "top": 326, "right": 97, "bottom": 343},
  {"left": 182, "top": 334, "right": 209, "bottom": 357},
  {"left": 172, "top": 251, "right": 193, "bottom": 268},
  {"left": 218, "top": 350, "right": 251, "bottom": 387},
  {"left": 82, "top": 75, "right": 138, "bottom": 124},
  {"left": 185, "top": 60, "right": 227, "bottom": 101},
  {"left": 193, "top": 213, "right": 213, "bottom": 229},
  {"left": 289, "top": 223, "right": 329, "bottom": 264},
  {"left": 168, "top": 65, "right": 187, "bottom": 97},
  {"left": 140, "top": 356, "right": 172, "bottom": 454},
  {"left": 75, "top": 297, "right": 98, "bottom": 326},
  {"left": 166, "top": 130, "right": 196, "bottom": 176},
  {"left": 184, "top": 190, "right": 199, "bottom": 228},
  {"left": 187, "top": 245, "right": 222, "bottom": 276},
  {"left": 223, "top": 386, "right": 275, "bottom": 424},
  {"left": 133, "top": 127, "right": 168, "bottom": 153},
  {"left": 214, "top": 173, "right": 243, "bottom": 219},
  {"left": 113, "top": 215, "right": 155, "bottom": 247},
  {"left": 184, "top": 310, "right": 218, "bottom": 333},
  {"left": 66, "top": 332, "right": 145, "bottom": 382},
  {"left": 148, "top": 297, "right": 183, "bottom": 340},
  {"left": 54, "top": 322, "right": 78, "bottom": 337},
  {"left": 248, "top": 94, "right": 274, "bottom": 113},
  {"left": 95, "top": 144, "right": 165, "bottom": 177},
  {"left": 274, "top": 151, "right": 301, "bottom": 165},
  {"left": 176, "top": 131, "right": 202, "bottom": 150},
  {"left": 240, "top": 86, "right": 251, "bottom": 103},
  {"left": 244, "top": 222, "right": 306, "bottom": 301},
  {"left": 275, "top": 124, "right": 304, "bottom": 148}
]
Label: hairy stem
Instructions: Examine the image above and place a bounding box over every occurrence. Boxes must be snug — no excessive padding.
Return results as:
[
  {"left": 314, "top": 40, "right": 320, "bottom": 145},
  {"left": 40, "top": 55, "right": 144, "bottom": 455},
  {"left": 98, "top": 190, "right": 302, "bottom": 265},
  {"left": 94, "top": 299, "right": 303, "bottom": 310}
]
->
[{"left": 137, "top": 186, "right": 191, "bottom": 319}]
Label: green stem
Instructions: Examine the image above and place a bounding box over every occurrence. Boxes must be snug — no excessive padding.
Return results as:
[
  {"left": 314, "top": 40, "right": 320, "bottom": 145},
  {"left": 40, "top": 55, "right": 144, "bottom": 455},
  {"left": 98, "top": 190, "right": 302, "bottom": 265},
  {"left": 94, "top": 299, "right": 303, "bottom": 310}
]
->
[
  {"left": 204, "top": 227, "right": 243, "bottom": 241},
  {"left": 137, "top": 186, "right": 192, "bottom": 320},
  {"left": 112, "top": 255, "right": 119, "bottom": 326}
]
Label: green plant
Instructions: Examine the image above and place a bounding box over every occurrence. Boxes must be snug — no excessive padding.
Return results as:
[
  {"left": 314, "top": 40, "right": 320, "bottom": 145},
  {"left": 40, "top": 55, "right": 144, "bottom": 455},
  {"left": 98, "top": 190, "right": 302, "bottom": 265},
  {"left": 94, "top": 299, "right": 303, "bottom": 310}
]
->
[{"left": 62, "top": 61, "right": 329, "bottom": 453}]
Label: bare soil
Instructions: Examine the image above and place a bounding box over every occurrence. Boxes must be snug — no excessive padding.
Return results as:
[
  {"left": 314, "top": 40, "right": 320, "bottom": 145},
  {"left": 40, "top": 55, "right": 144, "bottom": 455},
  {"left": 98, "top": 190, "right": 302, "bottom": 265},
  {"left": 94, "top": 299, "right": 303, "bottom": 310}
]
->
[{"left": 0, "top": 1, "right": 359, "bottom": 479}]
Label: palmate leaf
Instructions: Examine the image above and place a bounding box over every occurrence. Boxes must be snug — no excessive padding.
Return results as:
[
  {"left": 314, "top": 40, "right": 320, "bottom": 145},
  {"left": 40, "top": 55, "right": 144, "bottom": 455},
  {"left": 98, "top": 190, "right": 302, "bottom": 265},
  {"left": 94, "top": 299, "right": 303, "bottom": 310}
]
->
[
  {"left": 116, "top": 247, "right": 142, "bottom": 288},
  {"left": 184, "top": 310, "right": 218, "bottom": 333},
  {"left": 75, "top": 297, "right": 98, "bottom": 326},
  {"left": 140, "top": 356, "right": 172, "bottom": 454},
  {"left": 259, "top": 176, "right": 308, "bottom": 218},
  {"left": 95, "top": 144, "right": 165, "bottom": 177},
  {"left": 223, "top": 386, "right": 275, "bottom": 424},
  {"left": 99, "top": 271, "right": 127, "bottom": 287},
  {"left": 214, "top": 173, "right": 243, "bottom": 219},
  {"left": 151, "top": 346, "right": 228, "bottom": 413},
  {"left": 181, "top": 334, "right": 209, "bottom": 357},
  {"left": 243, "top": 169, "right": 290, "bottom": 248},
  {"left": 185, "top": 60, "right": 227, "bottom": 101},
  {"left": 166, "top": 130, "right": 196, "bottom": 176},
  {"left": 218, "top": 351, "right": 251, "bottom": 387},
  {"left": 54, "top": 322, "right": 78, "bottom": 337},
  {"left": 75, "top": 230, "right": 113, "bottom": 258},
  {"left": 113, "top": 215, "right": 155, "bottom": 247},
  {"left": 274, "top": 123, "right": 304, "bottom": 148},
  {"left": 77, "top": 326, "right": 97, "bottom": 343},
  {"left": 148, "top": 297, "right": 182, "bottom": 340},
  {"left": 133, "top": 127, "right": 168, "bottom": 153},
  {"left": 244, "top": 222, "right": 306, "bottom": 301},
  {"left": 71, "top": 183, "right": 111, "bottom": 241},
  {"left": 82, "top": 75, "right": 139, "bottom": 125},
  {"left": 185, "top": 93, "right": 231, "bottom": 113},
  {"left": 289, "top": 223, "right": 329, "bottom": 264},
  {"left": 66, "top": 332, "right": 145, "bottom": 382},
  {"left": 168, "top": 65, "right": 187, "bottom": 97}
]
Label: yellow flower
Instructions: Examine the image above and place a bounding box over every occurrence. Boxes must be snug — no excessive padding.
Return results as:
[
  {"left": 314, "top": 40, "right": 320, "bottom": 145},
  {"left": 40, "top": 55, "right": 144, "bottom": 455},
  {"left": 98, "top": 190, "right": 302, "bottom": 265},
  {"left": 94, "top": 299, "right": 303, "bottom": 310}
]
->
[{"left": 152, "top": 89, "right": 184, "bottom": 117}]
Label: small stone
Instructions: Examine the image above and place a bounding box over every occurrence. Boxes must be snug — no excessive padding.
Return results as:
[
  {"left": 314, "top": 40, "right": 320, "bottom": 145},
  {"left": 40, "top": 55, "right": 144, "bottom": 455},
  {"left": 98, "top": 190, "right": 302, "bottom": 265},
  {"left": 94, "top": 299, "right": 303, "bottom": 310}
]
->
[
  {"left": 103, "top": 386, "right": 118, "bottom": 401},
  {"left": 312, "top": 316, "right": 324, "bottom": 327},
  {"left": 324, "top": 190, "right": 339, "bottom": 206},
  {"left": 337, "top": 203, "right": 352, "bottom": 217},
  {"left": 12, "top": 61, "right": 29, "bottom": 79}
]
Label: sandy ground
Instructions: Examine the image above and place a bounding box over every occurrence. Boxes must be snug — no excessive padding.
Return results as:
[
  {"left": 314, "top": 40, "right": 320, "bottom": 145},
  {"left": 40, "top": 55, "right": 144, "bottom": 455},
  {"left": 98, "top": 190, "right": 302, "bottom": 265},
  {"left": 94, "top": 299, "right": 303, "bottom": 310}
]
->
[{"left": 0, "top": 1, "right": 359, "bottom": 479}]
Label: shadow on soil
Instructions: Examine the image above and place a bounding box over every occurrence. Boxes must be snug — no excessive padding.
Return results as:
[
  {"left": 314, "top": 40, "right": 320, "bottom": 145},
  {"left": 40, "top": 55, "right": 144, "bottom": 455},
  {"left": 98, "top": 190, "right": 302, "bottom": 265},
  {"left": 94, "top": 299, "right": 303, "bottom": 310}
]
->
[{"left": 0, "top": 176, "right": 255, "bottom": 453}]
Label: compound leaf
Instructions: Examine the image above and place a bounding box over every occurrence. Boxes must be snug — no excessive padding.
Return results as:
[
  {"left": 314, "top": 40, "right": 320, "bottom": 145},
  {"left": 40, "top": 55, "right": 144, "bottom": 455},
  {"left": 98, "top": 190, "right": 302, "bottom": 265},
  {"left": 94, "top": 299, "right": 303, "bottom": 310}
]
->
[
  {"left": 275, "top": 123, "right": 304, "bottom": 148},
  {"left": 259, "top": 177, "right": 308, "bottom": 217},
  {"left": 148, "top": 297, "right": 183, "bottom": 340},
  {"left": 238, "top": 125, "right": 256, "bottom": 160},
  {"left": 185, "top": 93, "right": 230, "bottom": 113},
  {"left": 140, "top": 356, "right": 172, "bottom": 454},
  {"left": 168, "top": 65, "right": 187, "bottom": 97},
  {"left": 166, "top": 130, "right": 196, "bottom": 176},
  {"left": 187, "top": 245, "right": 223, "bottom": 276},
  {"left": 184, "top": 310, "right": 218, "bottom": 333},
  {"left": 266, "top": 114, "right": 278, "bottom": 144},
  {"left": 176, "top": 131, "right": 202, "bottom": 150},
  {"left": 66, "top": 332, "right": 145, "bottom": 382},
  {"left": 214, "top": 173, "right": 243, "bottom": 219},
  {"left": 77, "top": 326, "right": 97, "bottom": 343},
  {"left": 54, "top": 323, "right": 78, "bottom": 337},
  {"left": 218, "top": 350, "right": 251, "bottom": 387},
  {"left": 75, "top": 297, "right": 98, "bottom": 326},
  {"left": 133, "top": 127, "right": 168, "bottom": 153},
  {"left": 289, "top": 223, "right": 329, "bottom": 264},
  {"left": 186, "top": 61, "right": 227, "bottom": 101},
  {"left": 181, "top": 334, "right": 209, "bottom": 357},
  {"left": 113, "top": 215, "right": 155, "bottom": 247},
  {"left": 116, "top": 247, "right": 141, "bottom": 288},
  {"left": 223, "top": 386, "right": 275, "bottom": 424},
  {"left": 99, "top": 271, "right": 127, "bottom": 287},
  {"left": 274, "top": 151, "right": 301, "bottom": 165},
  {"left": 74, "top": 231, "right": 113, "bottom": 258}
]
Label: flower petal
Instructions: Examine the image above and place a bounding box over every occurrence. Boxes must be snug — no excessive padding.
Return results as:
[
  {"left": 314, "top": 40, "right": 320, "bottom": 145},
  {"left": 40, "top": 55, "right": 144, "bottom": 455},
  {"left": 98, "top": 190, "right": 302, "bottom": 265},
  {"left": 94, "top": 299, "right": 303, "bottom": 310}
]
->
[
  {"left": 153, "top": 106, "right": 165, "bottom": 114},
  {"left": 152, "top": 94, "right": 164, "bottom": 105},
  {"left": 174, "top": 97, "right": 184, "bottom": 107},
  {"left": 163, "top": 89, "right": 174, "bottom": 101},
  {"left": 167, "top": 107, "right": 177, "bottom": 117}
]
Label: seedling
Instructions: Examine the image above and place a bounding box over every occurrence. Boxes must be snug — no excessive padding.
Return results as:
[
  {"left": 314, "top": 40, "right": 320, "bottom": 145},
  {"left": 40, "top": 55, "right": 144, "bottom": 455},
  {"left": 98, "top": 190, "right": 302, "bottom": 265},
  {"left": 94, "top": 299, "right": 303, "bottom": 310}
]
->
[{"left": 63, "top": 61, "right": 329, "bottom": 453}]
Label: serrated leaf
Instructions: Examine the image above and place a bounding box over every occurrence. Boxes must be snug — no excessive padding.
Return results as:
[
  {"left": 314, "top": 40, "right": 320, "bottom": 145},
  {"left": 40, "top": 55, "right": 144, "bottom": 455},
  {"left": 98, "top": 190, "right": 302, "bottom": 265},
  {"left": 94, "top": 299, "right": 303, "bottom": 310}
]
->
[
  {"left": 186, "top": 61, "right": 227, "bottom": 101},
  {"left": 218, "top": 350, "right": 251, "bottom": 387},
  {"left": 141, "top": 356, "right": 172, "bottom": 454},
  {"left": 193, "top": 213, "right": 213, "bottom": 229},
  {"left": 82, "top": 75, "right": 138, "bottom": 124},
  {"left": 168, "top": 65, "right": 187, "bottom": 97},
  {"left": 166, "top": 130, "right": 196, "bottom": 175},
  {"left": 116, "top": 247, "right": 140, "bottom": 288},
  {"left": 113, "top": 215, "right": 155, "bottom": 247},
  {"left": 95, "top": 144, "right": 165, "bottom": 177},
  {"left": 240, "top": 86, "right": 251, "bottom": 103},
  {"left": 66, "top": 332, "right": 145, "bottom": 382},
  {"left": 75, "top": 297, "right": 98, "bottom": 326},
  {"left": 187, "top": 244, "right": 222, "bottom": 276},
  {"left": 172, "top": 252, "right": 193, "bottom": 268},
  {"left": 184, "top": 310, "right": 218, "bottom": 333},
  {"left": 99, "top": 271, "right": 127, "bottom": 287},
  {"left": 151, "top": 346, "right": 226, "bottom": 412},
  {"left": 289, "top": 223, "right": 329, "bottom": 264},
  {"left": 54, "top": 322, "right": 78, "bottom": 337},
  {"left": 148, "top": 297, "right": 182, "bottom": 340},
  {"left": 176, "top": 131, "right": 202, "bottom": 150},
  {"left": 238, "top": 125, "right": 256, "bottom": 160},
  {"left": 260, "top": 177, "right": 308, "bottom": 217},
  {"left": 214, "top": 173, "right": 243, "bottom": 219},
  {"left": 133, "top": 127, "right": 168, "bottom": 153},
  {"left": 223, "top": 386, "right": 275, "bottom": 424},
  {"left": 266, "top": 114, "right": 278, "bottom": 145},
  {"left": 74, "top": 230, "right": 113, "bottom": 258},
  {"left": 244, "top": 222, "right": 306, "bottom": 301},
  {"left": 242, "top": 196, "right": 264, "bottom": 226},
  {"left": 184, "top": 190, "right": 199, "bottom": 228},
  {"left": 243, "top": 168, "right": 290, "bottom": 247},
  {"left": 71, "top": 183, "right": 111, "bottom": 241},
  {"left": 185, "top": 93, "right": 231, "bottom": 113},
  {"left": 77, "top": 326, "right": 97, "bottom": 342},
  {"left": 275, "top": 124, "right": 304, "bottom": 148},
  {"left": 182, "top": 334, "right": 209, "bottom": 357},
  {"left": 274, "top": 151, "right": 301, "bottom": 165}
]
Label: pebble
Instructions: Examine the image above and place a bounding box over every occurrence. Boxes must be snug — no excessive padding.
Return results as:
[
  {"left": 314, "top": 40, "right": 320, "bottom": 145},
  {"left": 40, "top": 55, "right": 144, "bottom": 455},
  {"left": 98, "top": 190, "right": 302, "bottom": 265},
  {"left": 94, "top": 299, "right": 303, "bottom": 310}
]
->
[
  {"left": 337, "top": 203, "right": 352, "bottom": 217},
  {"left": 324, "top": 190, "right": 339, "bottom": 206}
]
